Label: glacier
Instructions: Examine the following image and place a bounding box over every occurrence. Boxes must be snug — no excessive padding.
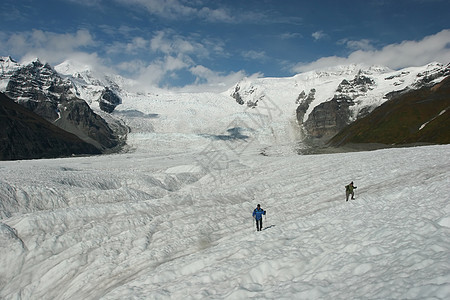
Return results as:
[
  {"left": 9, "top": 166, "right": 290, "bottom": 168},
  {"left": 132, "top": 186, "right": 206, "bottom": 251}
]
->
[{"left": 1, "top": 121, "right": 450, "bottom": 299}]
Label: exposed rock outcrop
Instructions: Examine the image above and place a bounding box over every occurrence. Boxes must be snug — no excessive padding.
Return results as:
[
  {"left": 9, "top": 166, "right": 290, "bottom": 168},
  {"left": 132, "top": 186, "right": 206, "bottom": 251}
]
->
[
  {"left": 99, "top": 87, "right": 122, "bottom": 113},
  {"left": 231, "top": 83, "right": 259, "bottom": 107},
  {"left": 301, "top": 71, "right": 376, "bottom": 141},
  {"left": 302, "top": 96, "right": 354, "bottom": 140},
  {"left": 3, "top": 59, "right": 124, "bottom": 153},
  {"left": 0, "top": 93, "right": 101, "bottom": 160},
  {"left": 295, "top": 88, "right": 316, "bottom": 126},
  {"left": 231, "top": 84, "right": 244, "bottom": 105},
  {"left": 328, "top": 76, "right": 450, "bottom": 147}
]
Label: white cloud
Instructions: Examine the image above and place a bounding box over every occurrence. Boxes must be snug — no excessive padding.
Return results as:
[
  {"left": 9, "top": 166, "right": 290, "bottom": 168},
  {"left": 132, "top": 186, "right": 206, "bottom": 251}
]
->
[
  {"left": 106, "top": 37, "right": 149, "bottom": 56},
  {"left": 165, "top": 55, "right": 189, "bottom": 71},
  {"left": 115, "top": 0, "right": 235, "bottom": 22},
  {"left": 65, "top": 0, "right": 103, "bottom": 7},
  {"left": 312, "top": 31, "right": 327, "bottom": 41},
  {"left": 134, "top": 54, "right": 190, "bottom": 88},
  {"left": 125, "top": 37, "right": 148, "bottom": 53},
  {"left": 117, "top": 59, "right": 146, "bottom": 74},
  {"left": 1, "top": 29, "right": 95, "bottom": 65},
  {"left": 3, "top": 25, "right": 236, "bottom": 92},
  {"left": 339, "top": 38, "right": 375, "bottom": 51},
  {"left": 294, "top": 29, "right": 450, "bottom": 72},
  {"left": 241, "top": 50, "right": 267, "bottom": 61},
  {"left": 0, "top": 28, "right": 119, "bottom": 77},
  {"left": 150, "top": 30, "right": 207, "bottom": 57},
  {"left": 177, "top": 65, "right": 251, "bottom": 93},
  {"left": 1, "top": 33, "right": 27, "bottom": 56},
  {"left": 98, "top": 24, "right": 139, "bottom": 37},
  {"left": 136, "top": 61, "right": 165, "bottom": 87},
  {"left": 198, "top": 7, "right": 234, "bottom": 23},
  {"left": 124, "top": 29, "right": 243, "bottom": 92},
  {"left": 150, "top": 31, "right": 172, "bottom": 53},
  {"left": 281, "top": 32, "right": 302, "bottom": 40},
  {"left": 114, "top": 0, "right": 185, "bottom": 18},
  {"left": 131, "top": 58, "right": 250, "bottom": 93},
  {"left": 66, "top": 0, "right": 285, "bottom": 25}
]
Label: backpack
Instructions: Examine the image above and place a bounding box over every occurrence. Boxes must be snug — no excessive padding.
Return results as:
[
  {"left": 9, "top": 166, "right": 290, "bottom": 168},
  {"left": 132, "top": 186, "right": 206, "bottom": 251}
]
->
[{"left": 345, "top": 185, "right": 349, "bottom": 191}]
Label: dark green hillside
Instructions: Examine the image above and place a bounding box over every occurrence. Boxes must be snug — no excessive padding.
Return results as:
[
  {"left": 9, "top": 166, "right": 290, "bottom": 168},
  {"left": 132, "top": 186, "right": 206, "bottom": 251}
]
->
[{"left": 328, "top": 77, "right": 450, "bottom": 147}]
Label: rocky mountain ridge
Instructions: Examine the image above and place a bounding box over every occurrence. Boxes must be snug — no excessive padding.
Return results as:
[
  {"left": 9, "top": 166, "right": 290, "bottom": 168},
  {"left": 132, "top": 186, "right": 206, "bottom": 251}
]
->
[
  {"left": 54, "top": 60, "right": 127, "bottom": 112},
  {"left": 1, "top": 56, "right": 449, "bottom": 160},
  {"left": 327, "top": 76, "right": 450, "bottom": 148},
  {"left": 229, "top": 62, "right": 449, "bottom": 144},
  {"left": 0, "top": 92, "right": 101, "bottom": 160},
  {"left": 0, "top": 57, "right": 127, "bottom": 155}
]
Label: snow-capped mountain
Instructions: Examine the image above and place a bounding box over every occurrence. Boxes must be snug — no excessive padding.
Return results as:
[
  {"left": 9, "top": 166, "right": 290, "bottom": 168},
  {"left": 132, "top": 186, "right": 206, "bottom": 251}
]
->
[
  {"left": 229, "top": 62, "right": 449, "bottom": 142},
  {"left": 328, "top": 76, "right": 450, "bottom": 147},
  {"left": 0, "top": 93, "right": 101, "bottom": 160},
  {"left": 1, "top": 56, "right": 449, "bottom": 159},
  {"left": 0, "top": 58, "right": 126, "bottom": 156},
  {"left": 0, "top": 57, "right": 125, "bottom": 114},
  {"left": 54, "top": 60, "right": 130, "bottom": 112},
  {"left": 108, "top": 61, "right": 448, "bottom": 155},
  {"left": 0, "top": 57, "right": 21, "bottom": 91}
]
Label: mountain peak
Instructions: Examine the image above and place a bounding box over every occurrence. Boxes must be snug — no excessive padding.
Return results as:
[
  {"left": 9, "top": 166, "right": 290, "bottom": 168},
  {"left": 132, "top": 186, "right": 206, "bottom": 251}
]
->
[
  {"left": 1, "top": 56, "right": 22, "bottom": 90},
  {"left": 55, "top": 60, "right": 94, "bottom": 76},
  {"left": 0, "top": 56, "right": 18, "bottom": 64},
  {"left": 20, "top": 56, "right": 44, "bottom": 66},
  {"left": 0, "top": 56, "right": 21, "bottom": 70}
]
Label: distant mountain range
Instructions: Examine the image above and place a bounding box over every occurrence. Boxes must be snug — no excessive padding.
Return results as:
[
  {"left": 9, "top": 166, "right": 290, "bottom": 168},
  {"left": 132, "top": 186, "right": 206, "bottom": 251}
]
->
[
  {"left": 0, "top": 57, "right": 127, "bottom": 160},
  {"left": 229, "top": 62, "right": 449, "bottom": 146},
  {"left": 0, "top": 55, "right": 449, "bottom": 160},
  {"left": 328, "top": 76, "right": 450, "bottom": 148}
]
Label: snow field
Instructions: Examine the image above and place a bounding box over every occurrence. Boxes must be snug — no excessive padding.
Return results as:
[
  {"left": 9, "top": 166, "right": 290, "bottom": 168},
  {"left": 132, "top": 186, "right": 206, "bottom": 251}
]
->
[{"left": 1, "top": 143, "right": 449, "bottom": 299}]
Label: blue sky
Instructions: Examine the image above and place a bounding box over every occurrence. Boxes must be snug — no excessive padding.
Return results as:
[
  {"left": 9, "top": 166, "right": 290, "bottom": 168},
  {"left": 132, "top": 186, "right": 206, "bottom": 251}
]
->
[{"left": 1, "top": 0, "right": 449, "bottom": 91}]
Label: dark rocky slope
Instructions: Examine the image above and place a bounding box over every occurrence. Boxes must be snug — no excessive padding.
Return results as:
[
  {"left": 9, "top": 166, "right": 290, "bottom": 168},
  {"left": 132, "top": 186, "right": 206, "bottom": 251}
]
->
[
  {"left": 328, "top": 76, "right": 450, "bottom": 147},
  {"left": 4, "top": 60, "right": 125, "bottom": 153},
  {"left": 0, "top": 93, "right": 101, "bottom": 160}
]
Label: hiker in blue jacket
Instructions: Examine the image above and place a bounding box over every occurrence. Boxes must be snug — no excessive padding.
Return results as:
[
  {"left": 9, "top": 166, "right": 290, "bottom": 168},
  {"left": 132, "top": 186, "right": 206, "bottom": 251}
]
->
[{"left": 252, "top": 204, "right": 266, "bottom": 231}]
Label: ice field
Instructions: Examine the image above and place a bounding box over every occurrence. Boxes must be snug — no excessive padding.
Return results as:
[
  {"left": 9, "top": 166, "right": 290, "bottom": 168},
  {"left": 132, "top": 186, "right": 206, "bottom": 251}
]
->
[{"left": 1, "top": 134, "right": 449, "bottom": 299}]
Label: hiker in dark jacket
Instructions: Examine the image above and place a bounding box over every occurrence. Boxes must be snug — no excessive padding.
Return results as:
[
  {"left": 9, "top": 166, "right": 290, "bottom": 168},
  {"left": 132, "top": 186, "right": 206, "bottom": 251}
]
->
[
  {"left": 345, "top": 181, "right": 357, "bottom": 201},
  {"left": 252, "top": 204, "right": 266, "bottom": 231}
]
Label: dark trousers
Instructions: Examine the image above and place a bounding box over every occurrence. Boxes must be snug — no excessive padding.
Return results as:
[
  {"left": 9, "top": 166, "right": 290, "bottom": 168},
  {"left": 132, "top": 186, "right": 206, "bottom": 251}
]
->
[
  {"left": 346, "top": 190, "right": 354, "bottom": 201},
  {"left": 256, "top": 218, "right": 263, "bottom": 231}
]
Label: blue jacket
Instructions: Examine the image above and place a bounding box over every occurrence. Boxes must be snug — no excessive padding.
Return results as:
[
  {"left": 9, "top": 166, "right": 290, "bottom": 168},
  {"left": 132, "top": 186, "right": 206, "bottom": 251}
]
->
[{"left": 252, "top": 208, "right": 266, "bottom": 220}]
